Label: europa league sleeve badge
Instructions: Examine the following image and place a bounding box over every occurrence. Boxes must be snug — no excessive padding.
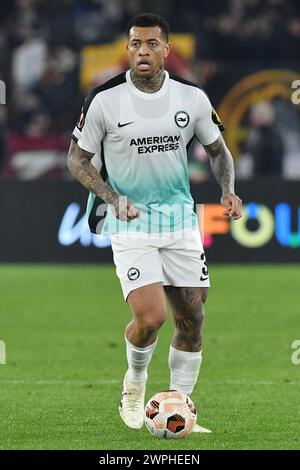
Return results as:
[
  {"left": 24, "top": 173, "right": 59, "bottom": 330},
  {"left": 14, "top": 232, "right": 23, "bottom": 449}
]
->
[{"left": 212, "top": 107, "right": 225, "bottom": 131}]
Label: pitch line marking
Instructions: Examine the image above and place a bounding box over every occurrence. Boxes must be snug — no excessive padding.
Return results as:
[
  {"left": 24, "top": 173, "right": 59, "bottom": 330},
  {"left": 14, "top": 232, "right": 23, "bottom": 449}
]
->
[{"left": 0, "top": 379, "right": 299, "bottom": 385}]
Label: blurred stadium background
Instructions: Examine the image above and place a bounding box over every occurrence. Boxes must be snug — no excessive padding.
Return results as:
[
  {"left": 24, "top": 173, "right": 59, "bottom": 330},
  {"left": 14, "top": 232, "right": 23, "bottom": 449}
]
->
[
  {"left": 0, "top": 0, "right": 300, "bottom": 451},
  {"left": 0, "top": 0, "right": 300, "bottom": 263}
]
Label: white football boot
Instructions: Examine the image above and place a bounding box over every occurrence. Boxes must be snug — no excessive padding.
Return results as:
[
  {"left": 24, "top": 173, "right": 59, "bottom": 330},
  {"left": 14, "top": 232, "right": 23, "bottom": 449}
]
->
[
  {"left": 192, "top": 423, "right": 212, "bottom": 433},
  {"left": 119, "top": 371, "right": 146, "bottom": 429}
]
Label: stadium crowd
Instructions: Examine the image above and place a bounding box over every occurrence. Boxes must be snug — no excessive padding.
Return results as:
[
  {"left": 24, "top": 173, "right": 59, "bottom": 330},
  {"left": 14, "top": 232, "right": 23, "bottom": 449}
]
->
[{"left": 0, "top": 0, "right": 299, "bottom": 179}]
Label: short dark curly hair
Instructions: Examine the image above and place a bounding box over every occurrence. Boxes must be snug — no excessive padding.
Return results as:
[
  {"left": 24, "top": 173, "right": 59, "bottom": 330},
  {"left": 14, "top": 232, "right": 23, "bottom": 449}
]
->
[{"left": 126, "top": 13, "right": 170, "bottom": 42}]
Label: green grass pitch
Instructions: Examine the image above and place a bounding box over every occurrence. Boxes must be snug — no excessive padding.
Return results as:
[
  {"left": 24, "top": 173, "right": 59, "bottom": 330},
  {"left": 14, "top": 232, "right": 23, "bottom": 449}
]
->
[{"left": 0, "top": 264, "right": 299, "bottom": 450}]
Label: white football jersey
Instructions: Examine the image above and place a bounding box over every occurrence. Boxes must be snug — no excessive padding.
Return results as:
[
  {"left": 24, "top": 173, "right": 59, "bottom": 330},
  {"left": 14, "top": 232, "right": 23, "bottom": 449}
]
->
[{"left": 72, "top": 70, "right": 222, "bottom": 235}]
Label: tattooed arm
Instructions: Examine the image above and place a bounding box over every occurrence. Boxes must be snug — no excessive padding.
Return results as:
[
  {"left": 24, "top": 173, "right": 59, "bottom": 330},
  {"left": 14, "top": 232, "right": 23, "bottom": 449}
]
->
[
  {"left": 67, "top": 140, "right": 139, "bottom": 221},
  {"left": 204, "top": 135, "right": 242, "bottom": 220}
]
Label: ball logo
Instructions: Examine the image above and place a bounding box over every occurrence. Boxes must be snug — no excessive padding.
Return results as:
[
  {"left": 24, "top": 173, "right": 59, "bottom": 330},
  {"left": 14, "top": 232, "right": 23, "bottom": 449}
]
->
[
  {"left": 175, "top": 111, "right": 189, "bottom": 128},
  {"left": 127, "top": 267, "right": 140, "bottom": 281}
]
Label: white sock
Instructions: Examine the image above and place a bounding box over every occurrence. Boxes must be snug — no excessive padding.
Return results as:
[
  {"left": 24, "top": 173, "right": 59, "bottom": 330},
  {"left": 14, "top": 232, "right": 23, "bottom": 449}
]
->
[
  {"left": 125, "top": 336, "right": 158, "bottom": 385},
  {"left": 168, "top": 345, "right": 203, "bottom": 395}
]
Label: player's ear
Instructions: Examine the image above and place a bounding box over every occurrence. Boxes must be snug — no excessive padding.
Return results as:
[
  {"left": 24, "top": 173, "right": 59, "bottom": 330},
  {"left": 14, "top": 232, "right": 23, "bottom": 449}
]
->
[{"left": 164, "top": 42, "right": 171, "bottom": 59}]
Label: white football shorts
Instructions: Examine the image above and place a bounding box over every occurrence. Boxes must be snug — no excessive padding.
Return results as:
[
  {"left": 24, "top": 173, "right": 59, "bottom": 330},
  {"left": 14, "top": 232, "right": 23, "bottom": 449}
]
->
[{"left": 110, "top": 229, "right": 210, "bottom": 301}]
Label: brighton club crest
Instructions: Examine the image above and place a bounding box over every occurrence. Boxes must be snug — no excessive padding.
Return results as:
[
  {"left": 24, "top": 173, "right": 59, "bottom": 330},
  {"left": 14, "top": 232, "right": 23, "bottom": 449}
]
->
[{"left": 175, "top": 111, "right": 190, "bottom": 128}]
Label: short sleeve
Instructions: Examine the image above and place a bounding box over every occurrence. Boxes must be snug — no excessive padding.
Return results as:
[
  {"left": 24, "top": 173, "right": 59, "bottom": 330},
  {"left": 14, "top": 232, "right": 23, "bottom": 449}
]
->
[
  {"left": 72, "top": 94, "right": 105, "bottom": 154},
  {"left": 194, "top": 90, "right": 223, "bottom": 146}
]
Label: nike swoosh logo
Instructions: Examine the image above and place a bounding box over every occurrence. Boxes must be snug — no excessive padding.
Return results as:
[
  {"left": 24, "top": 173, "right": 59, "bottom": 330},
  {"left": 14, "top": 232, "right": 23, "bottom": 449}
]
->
[
  {"left": 118, "top": 121, "right": 134, "bottom": 128},
  {"left": 200, "top": 276, "right": 209, "bottom": 281}
]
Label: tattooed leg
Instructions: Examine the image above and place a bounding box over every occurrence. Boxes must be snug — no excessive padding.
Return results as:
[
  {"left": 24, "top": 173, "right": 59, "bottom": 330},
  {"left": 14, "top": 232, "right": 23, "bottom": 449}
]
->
[
  {"left": 165, "top": 286, "right": 208, "bottom": 396},
  {"left": 164, "top": 286, "right": 208, "bottom": 352}
]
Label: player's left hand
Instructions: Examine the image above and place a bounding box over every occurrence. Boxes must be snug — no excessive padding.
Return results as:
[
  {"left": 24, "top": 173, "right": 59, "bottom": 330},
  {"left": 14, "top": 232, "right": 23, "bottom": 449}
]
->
[
  {"left": 113, "top": 196, "right": 140, "bottom": 222},
  {"left": 221, "top": 193, "right": 242, "bottom": 220}
]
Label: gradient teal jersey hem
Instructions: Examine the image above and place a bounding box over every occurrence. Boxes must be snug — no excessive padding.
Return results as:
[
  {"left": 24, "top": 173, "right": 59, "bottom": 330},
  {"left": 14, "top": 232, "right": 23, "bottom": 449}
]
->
[{"left": 85, "top": 191, "right": 198, "bottom": 235}]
